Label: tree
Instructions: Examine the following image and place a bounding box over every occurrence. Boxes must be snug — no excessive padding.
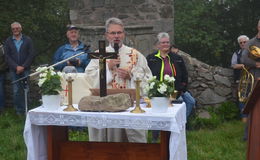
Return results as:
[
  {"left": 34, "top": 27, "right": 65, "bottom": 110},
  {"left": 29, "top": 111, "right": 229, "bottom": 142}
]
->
[
  {"left": 174, "top": 0, "right": 260, "bottom": 67},
  {"left": 0, "top": 0, "right": 70, "bottom": 65}
]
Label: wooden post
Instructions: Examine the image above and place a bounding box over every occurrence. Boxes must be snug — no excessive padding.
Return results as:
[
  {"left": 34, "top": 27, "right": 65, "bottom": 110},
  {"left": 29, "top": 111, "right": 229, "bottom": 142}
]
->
[
  {"left": 243, "top": 80, "right": 260, "bottom": 160},
  {"left": 88, "top": 40, "right": 118, "bottom": 97}
]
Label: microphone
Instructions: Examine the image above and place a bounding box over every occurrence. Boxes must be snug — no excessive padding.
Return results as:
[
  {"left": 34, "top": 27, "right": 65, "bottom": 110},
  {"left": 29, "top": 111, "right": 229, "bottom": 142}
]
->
[{"left": 114, "top": 43, "right": 120, "bottom": 68}]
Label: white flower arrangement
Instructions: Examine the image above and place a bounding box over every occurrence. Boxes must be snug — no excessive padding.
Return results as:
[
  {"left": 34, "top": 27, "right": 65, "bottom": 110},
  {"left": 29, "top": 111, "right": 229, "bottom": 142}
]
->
[
  {"left": 36, "top": 67, "right": 63, "bottom": 95},
  {"left": 144, "top": 74, "right": 175, "bottom": 98}
]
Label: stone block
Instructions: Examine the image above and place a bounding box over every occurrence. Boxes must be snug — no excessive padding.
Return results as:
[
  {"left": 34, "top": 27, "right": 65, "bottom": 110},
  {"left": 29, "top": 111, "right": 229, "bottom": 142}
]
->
[
  {"left": 78, "top": 93, "right": 132, "bottom": 112},
  {"left": 213, "top": 74, "right": 231, "bottom": 87},
  {"left": 197, "top": 88, "right": 226, "bottom": 105},
  {"left": 132, "top": 0, "right": 145, "bottom": 4},
  {"left": 91, "top": 0, "right": 105, "bottom": 8},
  {"left": 159, "top": 5, "right": 173, "bottom": 18}
]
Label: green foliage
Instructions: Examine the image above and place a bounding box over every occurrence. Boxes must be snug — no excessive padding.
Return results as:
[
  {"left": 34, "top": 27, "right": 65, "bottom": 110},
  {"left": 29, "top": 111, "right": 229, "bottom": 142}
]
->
[
  {"left": 145, "top": 75, "right": 175, "bottom": 98},
  {"left": 37, "top": 67, "right": 63, "bottom": 95},
  {"left": 188, "top": 110, "right": 222, "bottom": 130},
  {"left": 188, "top": 101, "right": 240, "bottom": 130},
  {"left": 68, "top": 128, "right": 89, "bottom": 141},
  {"left": 174, "top": 0, "right": 260, "bottom": 67},
  {"left": 0, "top": 0, "right": 70, "bottom": 65},
  {"left": 215, "top": 101, "right": 240, "bottom": 121}
]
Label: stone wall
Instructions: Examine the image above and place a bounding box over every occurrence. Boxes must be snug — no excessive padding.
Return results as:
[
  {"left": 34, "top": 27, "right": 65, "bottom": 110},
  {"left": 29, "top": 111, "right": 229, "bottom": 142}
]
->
[
  {"left": 178, "top": 51, "right": 235, "bottom": 107},
  {"left": 69, "top": 0, "right": 175, "bottom": 56}
]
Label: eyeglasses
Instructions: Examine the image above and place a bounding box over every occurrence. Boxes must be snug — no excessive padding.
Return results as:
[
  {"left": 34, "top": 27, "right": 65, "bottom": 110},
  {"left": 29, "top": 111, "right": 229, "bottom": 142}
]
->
[
  {"left": 239, "top": 41, "right": 247, "bottom": 44},
  {"left": 11, "top": 27, "right": 20, "bottom": 31},
  {"left": 107, "top": 31, "right": 124, "bottom": 35},
  {"left": 160, "top": 41, "right": 170, "bottom": 44}
]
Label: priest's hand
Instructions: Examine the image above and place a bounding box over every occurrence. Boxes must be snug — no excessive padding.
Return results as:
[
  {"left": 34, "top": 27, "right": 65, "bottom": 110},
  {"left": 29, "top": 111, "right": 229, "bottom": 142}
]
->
[
  {"left": 117, "top": 68, "right": 130, "bottom": 80},
  {"left": 108, "top": 59, "right": 120, "bottom": 70}
]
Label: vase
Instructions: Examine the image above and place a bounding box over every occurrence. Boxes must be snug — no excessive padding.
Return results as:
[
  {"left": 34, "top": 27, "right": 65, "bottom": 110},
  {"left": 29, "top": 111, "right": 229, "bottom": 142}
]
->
[
  {"left": 42, "top": 95, "right": 61, "bottom": 110},
  {"left": 151, "top": 97, "right": 169, "bottom": 113}
]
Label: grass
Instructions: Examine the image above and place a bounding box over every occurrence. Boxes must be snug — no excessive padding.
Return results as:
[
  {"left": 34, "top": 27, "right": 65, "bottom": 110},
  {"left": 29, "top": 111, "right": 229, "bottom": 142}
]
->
[
  {"left": 187, "top": 121, "right": 247, "bottom": 160},
  {"left": 0, "top": 109, "right": 26, "bottom": 160},
  {"left": 0, "top": 108, "right": 247, "bottom": 160}
]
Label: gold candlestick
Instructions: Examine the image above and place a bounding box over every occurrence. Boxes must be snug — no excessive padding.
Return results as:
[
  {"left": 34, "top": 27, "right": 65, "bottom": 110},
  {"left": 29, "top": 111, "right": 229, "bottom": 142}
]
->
[
  {"left": 63, "top": 76, "right": 78, "bottom": 111},
  {"left": 169, "top": 90, "right": 178, "bottom": 107},
  {"left": 131, "top": 79, "right": 145, "bottom": 113},
  {"left": 143, "top": 97, "right": 151, "bottom": 108}
]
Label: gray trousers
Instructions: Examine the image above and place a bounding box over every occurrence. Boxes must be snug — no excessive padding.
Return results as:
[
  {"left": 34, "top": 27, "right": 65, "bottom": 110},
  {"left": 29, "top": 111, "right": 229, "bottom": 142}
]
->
[{"left": 88, "top": 127, "right": 147, "bottom": 143}]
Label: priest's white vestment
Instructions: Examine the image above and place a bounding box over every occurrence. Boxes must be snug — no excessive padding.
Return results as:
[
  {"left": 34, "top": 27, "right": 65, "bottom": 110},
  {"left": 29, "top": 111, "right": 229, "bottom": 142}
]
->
[{"left": 85, "top": 44, "right": 152, "bottom": 142}]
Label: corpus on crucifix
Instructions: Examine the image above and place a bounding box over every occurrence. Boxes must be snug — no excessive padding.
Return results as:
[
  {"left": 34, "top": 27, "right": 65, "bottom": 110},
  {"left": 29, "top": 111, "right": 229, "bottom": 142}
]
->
[{"left": 88, "top": 40, "right": 118, "bottom": 97}]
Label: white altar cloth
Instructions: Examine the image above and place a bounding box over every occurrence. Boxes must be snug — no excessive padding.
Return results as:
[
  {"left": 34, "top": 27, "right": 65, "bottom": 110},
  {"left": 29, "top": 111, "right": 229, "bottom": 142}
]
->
[{"left": 24, "top": 103, "right": 187, "bottom": 160}]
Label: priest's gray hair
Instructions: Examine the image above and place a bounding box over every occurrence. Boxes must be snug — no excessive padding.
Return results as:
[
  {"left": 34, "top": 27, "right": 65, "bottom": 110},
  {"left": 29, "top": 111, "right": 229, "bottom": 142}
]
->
[
  {"left": 237, "top": 35, "right": 249, "bottom": 43},
  {"left": 11, "top": 22, "right": 22, "bottom": 28},
  {"left": 157, "top": 32, "right": 170, "bottom": 43},
  {"left": 105, "top": 17, "right": 124, "bottom": 32}
]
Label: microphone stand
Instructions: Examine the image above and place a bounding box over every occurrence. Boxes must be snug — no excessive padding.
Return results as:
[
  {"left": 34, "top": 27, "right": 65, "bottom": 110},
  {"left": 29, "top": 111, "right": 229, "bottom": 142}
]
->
[
  {"left": 21, "top": 77, "right": 30, "bottom": 115},
  {"left": 12, "top": 51, "right": 88, "bottom": 115}
]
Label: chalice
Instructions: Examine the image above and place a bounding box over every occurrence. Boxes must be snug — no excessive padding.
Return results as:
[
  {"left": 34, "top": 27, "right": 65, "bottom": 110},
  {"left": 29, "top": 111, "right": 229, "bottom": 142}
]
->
[
  {"left": 169, "top": 90, "right": 178, "bottom": 107},
  {"left": 62, "top": 66, "right": 78, "bottom": 111}
]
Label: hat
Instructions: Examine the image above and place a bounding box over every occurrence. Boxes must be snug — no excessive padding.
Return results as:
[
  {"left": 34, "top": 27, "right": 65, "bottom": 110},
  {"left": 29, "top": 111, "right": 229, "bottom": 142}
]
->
[{"left": 67, "top": 25, "right": 79, "bottom": 31}]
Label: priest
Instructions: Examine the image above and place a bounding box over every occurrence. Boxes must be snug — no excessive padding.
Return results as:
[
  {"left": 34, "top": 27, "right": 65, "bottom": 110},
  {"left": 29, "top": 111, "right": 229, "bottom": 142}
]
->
[{"left": 85, "top": 17, "right": 152, "bottom": 142}]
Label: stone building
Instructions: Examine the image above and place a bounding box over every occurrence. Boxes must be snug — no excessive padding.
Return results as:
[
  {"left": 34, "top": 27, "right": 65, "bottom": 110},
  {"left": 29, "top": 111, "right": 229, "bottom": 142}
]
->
[
  {"left": 69, "top": 0, "right": 175, "bottom": 55},
  {"left": 68, "top": 0, "right": 237, "bottom": 107}
]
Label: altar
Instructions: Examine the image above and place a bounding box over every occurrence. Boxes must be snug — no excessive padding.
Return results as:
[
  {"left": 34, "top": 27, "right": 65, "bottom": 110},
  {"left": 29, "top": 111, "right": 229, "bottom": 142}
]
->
[{"left": 23, "top": 103, "right": 187, "bottom": 160}]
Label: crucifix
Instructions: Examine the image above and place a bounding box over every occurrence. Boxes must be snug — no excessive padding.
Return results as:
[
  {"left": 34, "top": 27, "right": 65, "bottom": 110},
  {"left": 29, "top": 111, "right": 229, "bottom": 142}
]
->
[{"left": 88, "top": 40, "right": 118, "bottom": 97}]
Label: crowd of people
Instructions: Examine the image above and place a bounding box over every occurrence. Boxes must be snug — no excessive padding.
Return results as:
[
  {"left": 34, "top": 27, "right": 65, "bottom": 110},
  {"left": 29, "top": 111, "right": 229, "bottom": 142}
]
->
[{"left": 0, "top": 18, "right": 260, "bottom": 143}]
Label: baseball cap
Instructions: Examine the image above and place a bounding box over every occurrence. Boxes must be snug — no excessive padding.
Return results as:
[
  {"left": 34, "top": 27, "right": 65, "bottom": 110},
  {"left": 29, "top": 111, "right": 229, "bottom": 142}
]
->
[{"left": 67, "top": 25, "right": 79, "bottom": 31}]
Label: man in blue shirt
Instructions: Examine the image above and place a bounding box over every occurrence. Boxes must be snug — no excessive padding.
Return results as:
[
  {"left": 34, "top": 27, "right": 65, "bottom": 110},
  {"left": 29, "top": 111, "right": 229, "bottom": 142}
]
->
[
  {"left": 4, "top": 22, "right": 35, "bottom": 115},
  {"left": 53, "top": 25, "right": 90, "bottom": 73}
]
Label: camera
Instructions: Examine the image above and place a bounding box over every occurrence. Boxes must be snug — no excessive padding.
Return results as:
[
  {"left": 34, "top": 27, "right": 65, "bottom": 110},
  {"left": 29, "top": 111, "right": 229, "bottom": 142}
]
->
[{"left": 69, "top": 59, "right": 79, "bottom": 66}]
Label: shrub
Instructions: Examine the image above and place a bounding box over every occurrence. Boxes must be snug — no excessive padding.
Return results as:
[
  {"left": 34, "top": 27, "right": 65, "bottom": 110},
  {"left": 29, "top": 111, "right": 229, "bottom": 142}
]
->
[
  {"left": 187, "top": 111, "right": 222, "bottom": 130},
  {"left": 215, "top": 101, "right": 240, "bottom": 121},
  {"left": 187, "top": 101, "right": 239, "bottom": 130}
]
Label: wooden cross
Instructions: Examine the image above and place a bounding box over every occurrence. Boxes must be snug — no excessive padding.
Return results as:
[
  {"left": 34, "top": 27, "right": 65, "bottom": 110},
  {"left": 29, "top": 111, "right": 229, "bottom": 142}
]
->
[{"left": 88, "top": 40, "right": 118, "bottom": 97}]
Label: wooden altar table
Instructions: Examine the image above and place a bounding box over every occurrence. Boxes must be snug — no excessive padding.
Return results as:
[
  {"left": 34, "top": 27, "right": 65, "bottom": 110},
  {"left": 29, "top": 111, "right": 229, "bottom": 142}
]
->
[{"left": 23, "top": 103, "right": 187, "bottom": 160}]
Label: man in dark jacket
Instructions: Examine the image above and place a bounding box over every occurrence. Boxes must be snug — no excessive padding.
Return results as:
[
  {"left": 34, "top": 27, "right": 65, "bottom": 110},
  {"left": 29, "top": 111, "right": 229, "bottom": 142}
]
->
[
  {"left": 4, "top": 22, "right": 35, "bottom": 115},
  {"left": 0, "top": 43, "right": 7, "bottom": 113}
]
